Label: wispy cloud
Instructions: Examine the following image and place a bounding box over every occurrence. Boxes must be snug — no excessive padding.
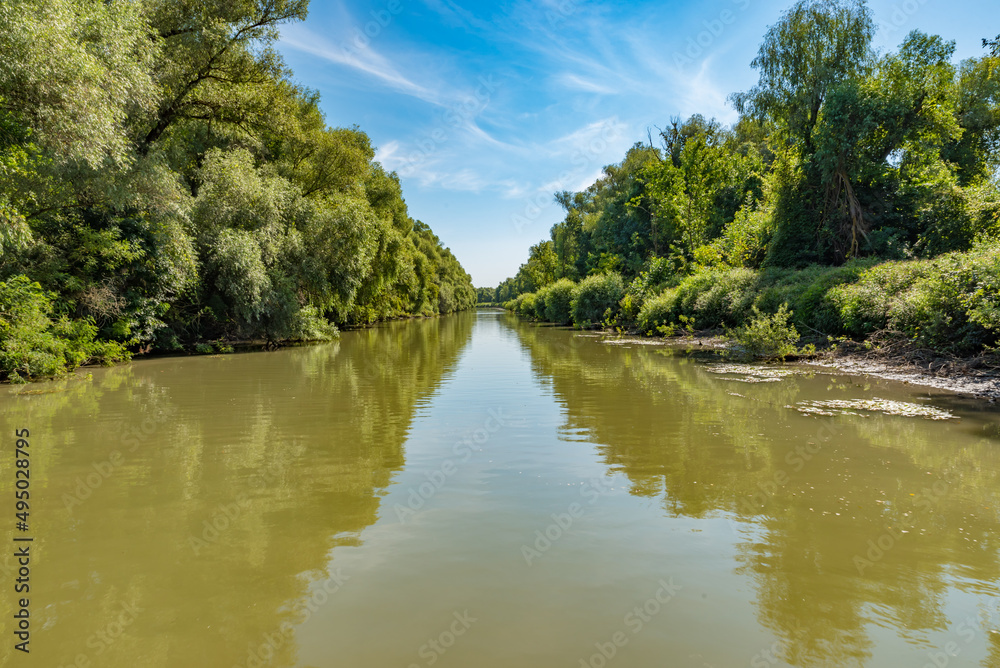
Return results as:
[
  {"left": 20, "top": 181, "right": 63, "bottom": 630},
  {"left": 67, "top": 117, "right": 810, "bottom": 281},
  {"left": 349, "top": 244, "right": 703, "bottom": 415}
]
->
[
  {"left": 555, "top": 73, "right": 619, "bottom": 95},
  {"left": 279, "top": 24, "right": 443, "bottom": 106},
  {"left": 275, "top": 0, "right": 773, "bottom": 284}
]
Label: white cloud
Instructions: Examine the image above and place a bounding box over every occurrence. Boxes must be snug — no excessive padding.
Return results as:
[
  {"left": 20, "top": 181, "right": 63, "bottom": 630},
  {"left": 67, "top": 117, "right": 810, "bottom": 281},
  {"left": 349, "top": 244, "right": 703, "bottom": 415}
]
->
[
  {"left": 555, "top": 73, "right": 619, "bottom": 95},
  {"left": 279, "top": 24, "right": 443, "bottom": 106}
]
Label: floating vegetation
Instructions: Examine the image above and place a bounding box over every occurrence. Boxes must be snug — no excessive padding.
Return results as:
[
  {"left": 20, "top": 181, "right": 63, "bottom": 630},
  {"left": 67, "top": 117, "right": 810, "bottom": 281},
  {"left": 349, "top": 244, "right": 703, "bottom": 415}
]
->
[
  {"left": 705, "top": 364, "right": 797, "bottom": 383},
  {"left": 791, "top": 398, "right": 957, "bottom": 420},
  {"left": 602, "top": 338, "right": 668, "bottom": 346}
]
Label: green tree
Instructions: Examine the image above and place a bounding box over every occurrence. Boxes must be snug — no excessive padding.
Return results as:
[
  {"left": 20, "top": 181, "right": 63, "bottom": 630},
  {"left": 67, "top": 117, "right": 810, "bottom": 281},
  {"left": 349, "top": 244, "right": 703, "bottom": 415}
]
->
[{"left": 730, "top": 0, "right": 875, "bottom": 156}]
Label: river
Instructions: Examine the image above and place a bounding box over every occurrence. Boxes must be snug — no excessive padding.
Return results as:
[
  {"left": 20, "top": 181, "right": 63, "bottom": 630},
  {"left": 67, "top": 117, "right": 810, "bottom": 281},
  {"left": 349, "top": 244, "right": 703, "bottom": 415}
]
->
[{"left": 3, "top": 310, "right": 999, "bottom": 667}]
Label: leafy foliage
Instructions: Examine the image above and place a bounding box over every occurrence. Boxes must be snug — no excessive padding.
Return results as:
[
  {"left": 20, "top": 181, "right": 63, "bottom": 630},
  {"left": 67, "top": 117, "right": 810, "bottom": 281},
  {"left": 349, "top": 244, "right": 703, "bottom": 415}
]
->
[
  {"left": 0, "top": 0, "right": 474, "bottom": 380},
  {"left": 500, "top": 2, "right": 1000, "bottom": 358},
  {"left": 571, "top": 273, "right": 625, "bottom": 327},
  {"left": 727, "top": 305, "right": 801, "bottom": 361},
  {"left": 543, "top": 279, "right": 576, "bottom": 325},
  {"left": 0, "top": 276, "right": 129, "bottom": 382}
]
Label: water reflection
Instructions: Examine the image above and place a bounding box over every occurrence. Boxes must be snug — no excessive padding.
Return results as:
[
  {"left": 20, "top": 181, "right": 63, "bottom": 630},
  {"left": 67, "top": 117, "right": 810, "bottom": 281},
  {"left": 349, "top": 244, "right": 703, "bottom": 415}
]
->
[
  {"left": 0, "top": 313, "right": 474, "bottom": 667},
  {"left": 509, "top": 315, "right": 1000, "bottom": 667},
  {"left": 3, "top": 310, "right": 998, "bottom": 668}
]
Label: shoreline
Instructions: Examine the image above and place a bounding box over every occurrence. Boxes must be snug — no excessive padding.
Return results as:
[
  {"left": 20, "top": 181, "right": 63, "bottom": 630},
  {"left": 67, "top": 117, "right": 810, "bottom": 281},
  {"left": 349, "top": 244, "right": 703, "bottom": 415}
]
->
[{"left": 589, "top": 327, "right": 1000, "bottom": 401}]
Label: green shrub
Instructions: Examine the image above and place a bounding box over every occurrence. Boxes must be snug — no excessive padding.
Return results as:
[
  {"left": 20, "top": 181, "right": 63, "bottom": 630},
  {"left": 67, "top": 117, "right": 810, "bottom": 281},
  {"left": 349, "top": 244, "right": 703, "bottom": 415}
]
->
[
  {"left": 571, "top": 273, "right": 625, "bottom": 327},
  {"left": 628, "top": 256, "right": 679, "bottom": 300},
  {"left": 637, "top": 288, "right": 679, "bottom": 335},
  {"left": 0, "top": 275, "right": 130, "bottom": 381},
  {"left": 714, "top": 198, "right": 775, "bottom": 268},
  {"left": 826, "top": 243, "right": 1000, "bottom": 353},
  {"left": 885, "top": 251, "right": 992, "bottom": 353},
  {"left": 829, "top": 261, "right": 929, "bottom": 336},
  {"left": 517, "top": 292, "right": 539, "bottom": 318},
  {"left": 755, "top": 263, "right": 872, "bottom": 334},
  {"left": 727, "top": 304, "right": 800, "bottom": 361},
  {"left": 691, "top": 267, "right": 759, "bottom": 328},
  {"left": 288, "top": 304, "right": 339, "bottom": 342},
  {"left": 616, "top": 292, "right": 642, "bottom": 330},
  {"left": 543, "top": 279, "right": 576, "bottom": 324},
  {"left": 533, "top": 285, "right": 552, "bottom": 320},
  {"left": 669, "top": 271, "right": 718, "bottom": 320}
]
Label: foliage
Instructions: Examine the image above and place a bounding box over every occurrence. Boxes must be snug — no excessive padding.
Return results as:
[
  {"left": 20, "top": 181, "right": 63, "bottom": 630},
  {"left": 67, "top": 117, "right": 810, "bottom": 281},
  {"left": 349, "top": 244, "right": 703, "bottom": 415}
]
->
[
  {"left": 571, "top": 273, "right": 625, "bottom": 327},
  {"left": 726, "top": 305, "right": 801, "bottom": 361},
  {"left": 831, "top": 241, "right": 1000, "bottom": 353},
  {"left": 730, "top": 0, "right": 875, "bottom": 153},
  {"left": 498, "top": 1, "right": 1000, "bottom": 360},
  {"left": 543, "top": 279, "right": 577, "bottom": 324},
  {"left": 0, "top": 276, "right": 129, "bottom": 381},
  {"left": 0, "top": 0, "right": 474, "bottom": 378}
]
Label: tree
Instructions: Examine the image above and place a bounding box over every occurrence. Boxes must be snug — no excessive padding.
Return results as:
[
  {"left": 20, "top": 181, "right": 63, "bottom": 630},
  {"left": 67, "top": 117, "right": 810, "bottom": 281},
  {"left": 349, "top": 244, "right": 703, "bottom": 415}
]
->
[
  {"left": 985, "top": 35, "right": 1000, "bottom": 57},
  {"left": 141, "top": 0, "right": 309, "bottom": 150},
  {"left": 730, "top": 0, "right": 875, "bottom": 156},
  {"left": 0, "top": 0, "right": 157, "bottom": 168},
  {"left": 812, "top": 31, "right": 960, "bottom": 258}
]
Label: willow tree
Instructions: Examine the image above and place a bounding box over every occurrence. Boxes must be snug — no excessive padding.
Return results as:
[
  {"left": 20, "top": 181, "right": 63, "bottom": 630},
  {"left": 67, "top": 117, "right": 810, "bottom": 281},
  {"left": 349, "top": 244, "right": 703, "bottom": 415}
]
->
[
  {"left": 730, "top": 0, "right": 875, "bottom": 156},
  {"left": 141, "top": 0, "right": 309, "bottom": 150}
]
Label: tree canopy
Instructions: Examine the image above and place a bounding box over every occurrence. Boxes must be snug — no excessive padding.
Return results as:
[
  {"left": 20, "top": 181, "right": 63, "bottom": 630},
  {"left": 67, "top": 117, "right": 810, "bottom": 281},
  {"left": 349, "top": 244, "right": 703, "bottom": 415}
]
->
[
  {"left": 499, "top": 2, "right": 1000, "bottom": 302},
  {"left": 0, "top": 0, "right": 474, "bottom": 379}
]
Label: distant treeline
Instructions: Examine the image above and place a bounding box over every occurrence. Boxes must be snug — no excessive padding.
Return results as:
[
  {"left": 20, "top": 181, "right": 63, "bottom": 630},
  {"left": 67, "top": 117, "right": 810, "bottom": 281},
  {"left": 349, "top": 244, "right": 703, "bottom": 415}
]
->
[
  {"left": 490, "top": 0, "right": 1000, "bottom": 355},
  {"left": 0, "top": 0, "right": 475, "bottom": 381}
]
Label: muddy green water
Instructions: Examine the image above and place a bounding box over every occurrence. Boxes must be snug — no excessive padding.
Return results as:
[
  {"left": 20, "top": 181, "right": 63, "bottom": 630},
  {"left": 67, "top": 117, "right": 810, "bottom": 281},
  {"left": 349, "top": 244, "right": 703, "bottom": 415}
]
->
[{"left": 2, "top": 310, "right": 1000, "bottom": 667}]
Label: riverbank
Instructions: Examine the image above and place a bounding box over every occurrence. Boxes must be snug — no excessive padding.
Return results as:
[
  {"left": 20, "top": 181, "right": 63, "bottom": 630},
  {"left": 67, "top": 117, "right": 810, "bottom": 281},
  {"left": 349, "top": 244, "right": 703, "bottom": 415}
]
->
[
  {"left": 590, "top": 327, "right": 1000, "bottom": 400},
  {"left": 0, "top": 307, "right": 477, "bottom": 384},
  {"left": 503, "top": 242, "right": 1000, "bottom": 397}
]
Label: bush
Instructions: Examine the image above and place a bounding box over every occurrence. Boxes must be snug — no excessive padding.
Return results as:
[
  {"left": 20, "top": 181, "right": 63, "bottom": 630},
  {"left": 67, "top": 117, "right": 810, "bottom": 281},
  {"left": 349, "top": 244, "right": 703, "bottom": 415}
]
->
[
  {"left": 516, "top": 292, "right": 539, "bottom": 318},
  {"left": 826, "top": 243, "right": 1000, "bottom": 353},
  {"left": 637, "top": 288, "right": 679, "bottom": 335},
  {"left": 713, "top": 198, "right": 775, "bottom": 268},
  {"left": 829, "top": 261, "right": 929, "bottom": 337},
  {"left": 288, "top": 304, "right": 339, "bottom": 342},
  {"left": 543, "top": 279, "right": 576, "bottom": 324},
  {"left": 757, "top": 262, "right": 872, "bottom": 334},
  {"left": 533, "top": 285, "right": 552, "bottom": 320},
  {"left": 727, "top": 304, "right": 800, "bottom": 361},
  {"left": 0, "top": 275, "right": 130, "bottom": 381},
  {"left": 571, "top": 273, "right": 625, "bottom": 327},
  {"left": 884, "top": 246, "right": 998, "bottom": 353},
  {"left": 691, "top": 267, "right": 759, "bottom": 328}
]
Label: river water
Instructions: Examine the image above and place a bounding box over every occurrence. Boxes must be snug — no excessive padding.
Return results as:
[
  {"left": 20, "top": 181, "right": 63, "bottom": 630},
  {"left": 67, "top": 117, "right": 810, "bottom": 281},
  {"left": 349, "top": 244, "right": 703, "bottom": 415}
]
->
[{"left": 3, "top": 310, "right": 999, "bottom": 667}]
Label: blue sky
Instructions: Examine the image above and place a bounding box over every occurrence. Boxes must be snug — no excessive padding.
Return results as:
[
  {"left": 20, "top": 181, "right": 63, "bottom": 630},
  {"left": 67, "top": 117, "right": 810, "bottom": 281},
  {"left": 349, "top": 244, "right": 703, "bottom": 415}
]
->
[{"left": 278, "top": 0, "right": 997, "bottom": 287}]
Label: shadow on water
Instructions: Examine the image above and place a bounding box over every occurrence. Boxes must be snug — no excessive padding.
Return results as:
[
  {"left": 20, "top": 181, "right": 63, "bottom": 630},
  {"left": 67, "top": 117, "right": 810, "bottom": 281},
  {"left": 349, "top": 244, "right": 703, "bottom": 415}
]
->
[
  {"left": 507, "top": 315, "right": 1000, "bottom": 668},
  {"left": 0, "top": 312, "right": 474, "bottom": 667}
]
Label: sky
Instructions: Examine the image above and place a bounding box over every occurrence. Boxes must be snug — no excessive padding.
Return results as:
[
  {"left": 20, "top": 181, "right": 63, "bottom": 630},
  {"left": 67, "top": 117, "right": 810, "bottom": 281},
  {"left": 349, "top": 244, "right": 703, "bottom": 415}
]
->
[{"left": 277, "top": 0, "right": 997, "bottom": 287}]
